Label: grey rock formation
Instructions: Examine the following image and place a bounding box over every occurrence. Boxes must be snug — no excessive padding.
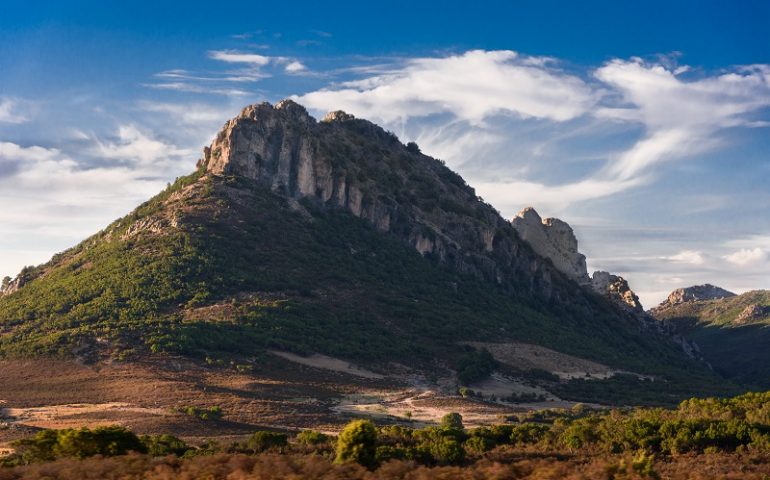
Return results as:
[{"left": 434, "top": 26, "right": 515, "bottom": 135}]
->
[
  {"left": 591, "top": 271, "right": 644, "bottom": 313},
  {"left": 511, "top": 207, "right": 590, "bottom": 285},
  {"left": 509, "top": 206, "right": 648, "bottom": 313},
  {"left": 655, "top": 284, "right": 736, "bottom": 310}
]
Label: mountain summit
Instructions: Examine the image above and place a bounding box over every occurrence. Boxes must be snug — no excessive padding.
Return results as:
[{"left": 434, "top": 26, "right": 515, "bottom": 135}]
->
[{"left": 0, "top": 100, "right": 724, "bottom": 402}]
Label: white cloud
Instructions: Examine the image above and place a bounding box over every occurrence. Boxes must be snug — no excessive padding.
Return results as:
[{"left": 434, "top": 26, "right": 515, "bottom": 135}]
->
[
  {"left": 0, "top": 137, "right": 192, "bottom": 277},
  {"left": 296, "top": 50, "right": 598, "bottom": 125},
  {"left": 0, "top": 98, "right": 30, "bottom": 124},
  {"left": 138, "top": 101, "right": 227, "bottom": 126},
  {"left": 95, "top": 125, "right": 193, "bottom": 166},
  {"left": 143, "top": 82, "right": 251, "bottom": 96},
  {"left": 723, "top": 247, "right": 767, "bottom": 266},
  {"left": 666, "top": 250, "right": 705, "bottom": 265},
  {"left": 285, "top": 61, "right": 307, "bottom": 73},
  {"left": 208, "top": 50, "right": 271, "bottom": 65},
  {"left": 595, "top": 59, "right": 770, "bottom": 181}
]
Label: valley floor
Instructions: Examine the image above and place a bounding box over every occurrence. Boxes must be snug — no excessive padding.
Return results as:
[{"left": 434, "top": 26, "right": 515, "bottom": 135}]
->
[{"left": 0, "top": 353, "right": 589, "bottom": 451}]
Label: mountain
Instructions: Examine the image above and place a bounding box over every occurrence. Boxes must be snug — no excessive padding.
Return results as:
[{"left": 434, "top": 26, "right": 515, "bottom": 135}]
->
[
  {"left": 0, "top": 100, "right": 728, "bottom": 404},
  {"left": 652, "top": 284, "right": 736, "bottom": 310},
  {"left": 650, "top": 287, "right": 770, "bottom": 387}
]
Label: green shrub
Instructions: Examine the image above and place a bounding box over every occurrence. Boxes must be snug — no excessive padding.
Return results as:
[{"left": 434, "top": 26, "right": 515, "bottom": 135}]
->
[
  {"left": 440, "top": 412, "right": 464, "bottom": 430},
  {"left": 12, "top": 426, "right": 145, "bottom": 464},
  {"left": 465, "top": 435, "right": 494, "bottom": 453},
  {"left": 335, "top": 420, "right": 378, "bottom": 468},
  {"left": 140, "top": 434, "right": 189, "bottom": 456},
  {"left": 427, "top": 435, "right": 465, "bottom": 465},
  {"left": 510, "top": 423, "right": 550, "bottom": 445},
  {"left": 456, "top": 348, "right": 497, "bottom": 385},
  {"left": 247, "top": 431, "right": 288, "bottom": 453},
  {"left": 296, "top": 430, "right": 328, "bottom": 446}
]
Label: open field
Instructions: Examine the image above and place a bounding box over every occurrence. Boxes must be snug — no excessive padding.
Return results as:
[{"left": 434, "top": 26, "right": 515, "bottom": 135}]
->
[{"left": 0, "top": 340, "right": 612, "bottom": 456}]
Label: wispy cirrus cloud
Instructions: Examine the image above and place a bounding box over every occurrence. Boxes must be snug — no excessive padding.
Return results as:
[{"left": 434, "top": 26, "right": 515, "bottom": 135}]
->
[
  {"left": 143, "top": 81, "right": 251, "bottom": 96},
  {"left": 94, "top": 125, "right": 193, "bottom": 166},
  {"left": 595, "top": 59, "right": 770, "bottom": 182},
  {"left": 0, "top": 98, "right": 31, "bottom": 124}
]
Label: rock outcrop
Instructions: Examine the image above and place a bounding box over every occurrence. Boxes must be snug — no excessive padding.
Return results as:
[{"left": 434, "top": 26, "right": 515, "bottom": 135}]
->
[
  {"left": 735, "top": 304, "right": 770, "bottom": 324},
  {"left": 509, "top": 207, "right": 648, "bottom": 312},
  {"left": 591, "top": 271, "right": 644, "bottom": 313},
  {"left": 511, "top": 207, "right": 590, "bottom": 285},
  {"left": 654, "top": 284, "right": 736, "bottom": 310}
]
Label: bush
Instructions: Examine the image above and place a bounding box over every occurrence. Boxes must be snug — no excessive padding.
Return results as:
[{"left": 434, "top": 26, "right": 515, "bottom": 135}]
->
[
  {"left": 456, "top": 348, "right": 497, "bottom": 385},
  {"left": 510, "top": 423, "right": 550, "bottom": 445},
  {"left": 140, "top": 434, "right": 189, "bottom": 457},
  {"left": 427, "top": 435, "right": 465, "bottom": 464},
  {"left": 179, "top": 406, "right": 223, "bottom": 421},
  {"left": 440, "top": 412, "right": 464, "bottom": 430},
  {"left": 335, "top": 420, "right": 378, "bottom": 468},
  {"left": 296, "top": 430, "right": 328, "bottom": 446},
  {"left": 465, "top": 435, "right": 494, "bottom": 453},
  {"left": 247, "top": 431, "right": 288, "bottom": 453},
  {"left": 12, "top": 426, "right": 146, "bottom": 464}
]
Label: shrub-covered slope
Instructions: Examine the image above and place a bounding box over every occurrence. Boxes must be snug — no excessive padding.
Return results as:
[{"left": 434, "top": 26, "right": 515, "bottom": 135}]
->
[{"left": 651, "top": 289, "right": 770, "bottom": 387}]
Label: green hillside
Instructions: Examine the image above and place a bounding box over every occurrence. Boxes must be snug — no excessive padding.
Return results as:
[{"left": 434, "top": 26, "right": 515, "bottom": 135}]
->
[{"left": 652, "top": 290, "right": 770, "bottom": 387}]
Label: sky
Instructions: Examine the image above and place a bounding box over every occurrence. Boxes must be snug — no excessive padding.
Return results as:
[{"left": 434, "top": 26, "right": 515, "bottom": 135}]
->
[{"left": 1, "top": 0, "right": 769, "bottom": 307}]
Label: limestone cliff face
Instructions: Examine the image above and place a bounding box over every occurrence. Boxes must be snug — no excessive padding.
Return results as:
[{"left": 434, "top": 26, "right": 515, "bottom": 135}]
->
[
  {"left": 511, "top": 207, "right": 590, "bottom": 285},
  {"left": 199, "top": 100, "right": 567, "bottom": 299}
]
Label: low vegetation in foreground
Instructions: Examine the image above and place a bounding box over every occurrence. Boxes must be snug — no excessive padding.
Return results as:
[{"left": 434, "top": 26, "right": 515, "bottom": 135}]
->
[{"left": 3, "top": 391, "right": 770, "bottom": 478}]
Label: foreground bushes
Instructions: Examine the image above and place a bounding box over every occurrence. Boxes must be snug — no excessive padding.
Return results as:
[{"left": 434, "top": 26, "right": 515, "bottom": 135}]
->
[{"left": 5, "top": 391, "right": 770, "bottom": 474}]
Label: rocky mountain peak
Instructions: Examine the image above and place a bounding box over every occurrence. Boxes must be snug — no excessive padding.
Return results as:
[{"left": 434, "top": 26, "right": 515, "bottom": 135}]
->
[
  {"left": 511, "top": 207, "right": 590, "bottom": 285},
  {"left": 195, "top": 99, "right": 569, "bottom": 299},
  {"left": 591, "top": 271, "right": 644, "bottom": 313},
  {"left": 655, "top": 284, "right": 736, "bottom": 309}
]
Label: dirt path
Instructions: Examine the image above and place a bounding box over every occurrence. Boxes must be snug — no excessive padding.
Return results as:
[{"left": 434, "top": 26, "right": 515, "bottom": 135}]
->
[{"left": 268, "top": 351, "right": 384, "bottom": 379}]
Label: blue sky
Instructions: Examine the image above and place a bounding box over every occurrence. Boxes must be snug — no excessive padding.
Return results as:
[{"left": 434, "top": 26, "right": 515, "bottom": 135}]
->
[{"left": 1, "top": 0, "right": 769, "bottom": 306}]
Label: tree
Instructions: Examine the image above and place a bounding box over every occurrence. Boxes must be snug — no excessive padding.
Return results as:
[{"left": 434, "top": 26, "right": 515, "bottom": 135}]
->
[
  {"left": 441, "top": 412, "right": 464, "bottom": 430},
  {"left": 405, "top": 142, "right": 421, "bottom": 154},
  {"left": 335, "top": 419, "right": 378, "bottom": 468},
  {"left": 1, "top": 276, "right": 10, "bottom": 291},
  {"left": 140, "top": 434, "right": 189, "bottom": 456}
]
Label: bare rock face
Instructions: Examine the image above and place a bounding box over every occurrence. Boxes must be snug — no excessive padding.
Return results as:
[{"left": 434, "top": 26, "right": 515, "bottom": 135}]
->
[
  {"left": 656, "top": 284, "right": 736, "bottom": 309},
  {"left": 591, "top": 271, "right": 644, "bottom": 313},
  {"left": 511, "top": 207, "right": 590, "bottom": 285}
]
